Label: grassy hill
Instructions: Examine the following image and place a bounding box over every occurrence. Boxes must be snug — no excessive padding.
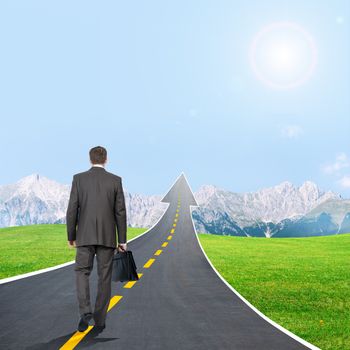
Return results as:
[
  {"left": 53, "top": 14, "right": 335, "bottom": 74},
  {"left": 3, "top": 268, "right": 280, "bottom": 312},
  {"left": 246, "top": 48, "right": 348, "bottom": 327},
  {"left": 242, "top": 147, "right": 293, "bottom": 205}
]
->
[
  {"left": 0, "top": 224, "right": 147, "bottom": 279},
  {"left": 198, "top": 233, "right": 350, "bottom": 350}
]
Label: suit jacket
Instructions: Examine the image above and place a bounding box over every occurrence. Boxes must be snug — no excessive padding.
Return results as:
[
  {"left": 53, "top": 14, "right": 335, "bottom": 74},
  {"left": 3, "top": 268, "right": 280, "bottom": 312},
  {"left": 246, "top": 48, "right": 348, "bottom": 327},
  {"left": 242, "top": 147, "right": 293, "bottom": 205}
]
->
[{"left": 66, "top": 166, "right": 127, "bottom": 248}]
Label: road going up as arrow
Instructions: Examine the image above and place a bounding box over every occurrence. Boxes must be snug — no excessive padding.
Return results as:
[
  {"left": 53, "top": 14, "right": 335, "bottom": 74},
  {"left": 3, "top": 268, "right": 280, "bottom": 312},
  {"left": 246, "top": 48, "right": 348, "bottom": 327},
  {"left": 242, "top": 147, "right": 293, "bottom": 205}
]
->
[{"left": 0, "top": 173, "right": 318, "bottom": 350}]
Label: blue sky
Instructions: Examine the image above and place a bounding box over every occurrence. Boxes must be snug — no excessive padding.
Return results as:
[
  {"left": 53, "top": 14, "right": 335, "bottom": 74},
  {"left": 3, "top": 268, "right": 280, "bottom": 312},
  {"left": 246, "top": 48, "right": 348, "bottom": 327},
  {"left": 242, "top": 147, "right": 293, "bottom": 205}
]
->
[{"left": 0, "top": 1, "right": 349, "bottom": 197}]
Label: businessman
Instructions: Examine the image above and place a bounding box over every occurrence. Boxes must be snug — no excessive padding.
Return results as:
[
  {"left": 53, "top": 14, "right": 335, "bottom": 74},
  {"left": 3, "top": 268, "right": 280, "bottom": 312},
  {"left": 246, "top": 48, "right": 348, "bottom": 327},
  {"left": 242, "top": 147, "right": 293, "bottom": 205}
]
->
[{"left": 66, "top": 145, "right": 127, "bottom": 333}]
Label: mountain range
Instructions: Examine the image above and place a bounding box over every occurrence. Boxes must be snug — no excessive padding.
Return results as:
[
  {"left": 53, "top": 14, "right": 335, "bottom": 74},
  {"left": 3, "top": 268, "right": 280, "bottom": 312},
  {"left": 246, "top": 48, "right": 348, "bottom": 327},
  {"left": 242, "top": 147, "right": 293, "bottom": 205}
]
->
[
  {"left": 192, "top": 182, "right": 350, "bottom": 237},
  {"left": 0, "top": 173, "right": 349, "bottom": 238}
]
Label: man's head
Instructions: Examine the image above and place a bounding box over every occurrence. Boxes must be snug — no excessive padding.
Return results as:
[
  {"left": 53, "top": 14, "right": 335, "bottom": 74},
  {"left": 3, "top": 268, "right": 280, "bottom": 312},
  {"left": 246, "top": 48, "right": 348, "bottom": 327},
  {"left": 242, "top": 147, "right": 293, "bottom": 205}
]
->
[{"left": 89, "top": 146, "right": 107, "bottom": 165}]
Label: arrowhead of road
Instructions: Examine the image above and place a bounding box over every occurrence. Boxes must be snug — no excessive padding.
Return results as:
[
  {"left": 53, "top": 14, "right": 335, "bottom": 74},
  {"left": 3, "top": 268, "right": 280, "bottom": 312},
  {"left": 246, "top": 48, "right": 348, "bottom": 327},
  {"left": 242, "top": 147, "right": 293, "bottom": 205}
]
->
[{"left": 160, "top": 173, "right": 199, "bottom": 207}]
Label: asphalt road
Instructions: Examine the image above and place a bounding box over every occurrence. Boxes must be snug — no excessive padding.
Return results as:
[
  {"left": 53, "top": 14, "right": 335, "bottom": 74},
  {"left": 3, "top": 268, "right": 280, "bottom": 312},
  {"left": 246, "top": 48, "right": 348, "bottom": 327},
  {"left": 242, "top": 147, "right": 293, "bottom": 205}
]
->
[{"left": 0, "top": 174, "right": 316, "bottom": 350}]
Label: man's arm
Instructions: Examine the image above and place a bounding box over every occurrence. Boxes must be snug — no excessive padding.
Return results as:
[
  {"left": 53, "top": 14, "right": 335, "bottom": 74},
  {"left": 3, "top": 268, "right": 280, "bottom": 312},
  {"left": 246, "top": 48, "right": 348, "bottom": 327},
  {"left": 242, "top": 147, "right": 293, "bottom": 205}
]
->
[
  {"left": 115, "top": 177, "right": 127, "bottom": 245},
  {"left": 66, "top": 175, "right": 79, "bottom": 242}
]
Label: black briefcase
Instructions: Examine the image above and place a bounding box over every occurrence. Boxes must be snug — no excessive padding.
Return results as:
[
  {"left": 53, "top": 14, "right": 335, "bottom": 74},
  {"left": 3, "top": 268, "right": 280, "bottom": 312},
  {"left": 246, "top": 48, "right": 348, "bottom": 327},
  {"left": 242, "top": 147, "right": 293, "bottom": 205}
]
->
[{"left": 112, "top": 250, "right": 139, "bottom": 282}]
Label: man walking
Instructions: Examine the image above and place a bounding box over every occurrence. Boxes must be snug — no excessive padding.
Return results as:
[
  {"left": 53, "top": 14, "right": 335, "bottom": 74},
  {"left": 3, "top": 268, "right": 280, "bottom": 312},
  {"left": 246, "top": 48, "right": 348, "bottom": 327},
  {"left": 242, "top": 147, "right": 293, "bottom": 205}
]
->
[{"left": 66, "top": 145, "right": 127, "bottom": 333}]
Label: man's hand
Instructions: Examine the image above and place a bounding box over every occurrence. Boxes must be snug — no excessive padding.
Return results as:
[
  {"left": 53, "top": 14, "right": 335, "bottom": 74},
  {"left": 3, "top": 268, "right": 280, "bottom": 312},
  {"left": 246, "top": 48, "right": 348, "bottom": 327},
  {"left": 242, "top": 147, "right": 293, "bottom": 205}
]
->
[
  {"left": 68, "top": 240, "right": 76, "bottom": 248},
  {"left": 117, "top": 243, "right": 127, "bottom": 252}
]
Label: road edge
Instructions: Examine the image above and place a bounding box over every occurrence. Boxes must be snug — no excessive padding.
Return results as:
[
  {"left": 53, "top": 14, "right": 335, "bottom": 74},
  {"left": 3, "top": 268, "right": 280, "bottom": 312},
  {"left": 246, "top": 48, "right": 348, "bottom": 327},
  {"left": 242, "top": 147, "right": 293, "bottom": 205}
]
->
[{"left": 191, "top": 207, "right": 320, "bottom": 350}]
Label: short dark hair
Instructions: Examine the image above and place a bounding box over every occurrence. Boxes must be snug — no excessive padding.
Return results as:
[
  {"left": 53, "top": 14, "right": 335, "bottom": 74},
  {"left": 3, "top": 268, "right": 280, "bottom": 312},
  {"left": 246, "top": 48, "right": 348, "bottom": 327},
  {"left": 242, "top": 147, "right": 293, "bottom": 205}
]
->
[{"left": 89, "top": 146, "right": 107, "bottom": 164}]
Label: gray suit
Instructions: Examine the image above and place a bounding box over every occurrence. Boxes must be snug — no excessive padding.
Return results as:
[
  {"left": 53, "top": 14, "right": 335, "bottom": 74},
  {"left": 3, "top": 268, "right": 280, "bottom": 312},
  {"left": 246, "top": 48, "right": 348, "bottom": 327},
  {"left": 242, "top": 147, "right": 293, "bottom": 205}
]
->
[
  {"left": 66, "top": 165, "right": 127, "bottom": 325},
  {"left": 66, "top": 166, "right": 127, "bottom": 247}
]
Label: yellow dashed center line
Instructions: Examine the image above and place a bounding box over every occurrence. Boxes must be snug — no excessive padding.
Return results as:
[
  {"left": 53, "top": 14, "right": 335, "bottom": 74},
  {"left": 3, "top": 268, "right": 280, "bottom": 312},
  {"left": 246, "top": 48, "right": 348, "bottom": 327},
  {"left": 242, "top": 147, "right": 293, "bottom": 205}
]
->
[
  {"left": 124, "top": 273, "right": 143, "bottom": 289},
  {"left": 60, "top": 326, "right": 94, "bottom": 350},
  {"left": 60, "top": 295, "right": 123, "bottom": 349},
  {"left": 107, "top": 295, "right": 123, "bottom": 311},
  {"left": 143, "top": 258, "right": 156, "bottom": 268},
  {"left": 61, "top": 212, "right": 180, "bottom": 349}
]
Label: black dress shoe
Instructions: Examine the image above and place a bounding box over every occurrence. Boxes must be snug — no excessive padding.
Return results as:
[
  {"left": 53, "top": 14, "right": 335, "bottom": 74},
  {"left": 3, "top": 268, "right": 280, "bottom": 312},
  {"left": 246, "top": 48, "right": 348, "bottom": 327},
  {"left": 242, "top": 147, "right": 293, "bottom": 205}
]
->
[
  {"left": 94, "top": 324, "right": 106, "bottom": 333},
  {"left": 78, "top": 313, "right": 93, "bottom": 332}
]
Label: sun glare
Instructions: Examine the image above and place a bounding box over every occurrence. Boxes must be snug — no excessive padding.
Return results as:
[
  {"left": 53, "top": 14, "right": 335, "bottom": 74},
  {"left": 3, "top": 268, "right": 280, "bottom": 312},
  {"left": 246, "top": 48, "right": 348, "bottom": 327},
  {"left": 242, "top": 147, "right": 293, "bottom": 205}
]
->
[{"left": 249, "top": 21, "right": 318, "bottom": 89}]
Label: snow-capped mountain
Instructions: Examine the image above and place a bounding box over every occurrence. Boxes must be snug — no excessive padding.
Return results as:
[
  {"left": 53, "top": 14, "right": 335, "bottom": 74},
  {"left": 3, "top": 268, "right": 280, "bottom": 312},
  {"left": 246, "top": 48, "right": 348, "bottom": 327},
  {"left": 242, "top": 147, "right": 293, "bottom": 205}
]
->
[
  {"left": 191, "top": 181, "right": 347, "bottom": 237},
  {"left": 0, "top": 174, "right": 70, "bottom": 227},
  {"left": 0, "top": 174, "right": 349, "bottom": 238},
  {"left": 194, "top": 181, "right": 339, "bottom": 226},
  {"left": 0, "top": 173, "right": 167, "bottom": 229}
]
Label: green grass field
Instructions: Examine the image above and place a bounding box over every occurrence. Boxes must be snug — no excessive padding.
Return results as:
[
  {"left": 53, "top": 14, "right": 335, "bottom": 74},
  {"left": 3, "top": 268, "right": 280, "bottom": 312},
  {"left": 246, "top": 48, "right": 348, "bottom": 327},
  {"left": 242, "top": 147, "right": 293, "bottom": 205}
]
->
[
  {"left": 0, "top": 224, "right": 147, "bottom": 279},
  {"left": 197, "top": 233, "right": 350, "bottom": 350},
  {"left": 1, "top": 224, "right": 348, "bottom": 349}
]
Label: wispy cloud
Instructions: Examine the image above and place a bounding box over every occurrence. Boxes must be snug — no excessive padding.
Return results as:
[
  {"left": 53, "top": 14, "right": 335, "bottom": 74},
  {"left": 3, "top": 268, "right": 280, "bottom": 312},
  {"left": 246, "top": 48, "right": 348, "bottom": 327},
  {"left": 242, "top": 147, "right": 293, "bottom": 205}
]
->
[
  {"left": 322, "top": 152, "right": 350, "bottom": 174},
  {"left": 281, "top": 125, "right": 304, "bottom": 139},
  {"left": 338, "top": 175, "right": 350, "bottom": 188}
]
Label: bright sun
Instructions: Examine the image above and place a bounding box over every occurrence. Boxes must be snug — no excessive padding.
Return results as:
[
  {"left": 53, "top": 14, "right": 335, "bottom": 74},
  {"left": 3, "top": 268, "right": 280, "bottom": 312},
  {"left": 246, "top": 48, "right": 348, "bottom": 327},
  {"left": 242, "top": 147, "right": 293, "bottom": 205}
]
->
[{"left": 249, "top": 21, "right": 318, "bottom": 89}]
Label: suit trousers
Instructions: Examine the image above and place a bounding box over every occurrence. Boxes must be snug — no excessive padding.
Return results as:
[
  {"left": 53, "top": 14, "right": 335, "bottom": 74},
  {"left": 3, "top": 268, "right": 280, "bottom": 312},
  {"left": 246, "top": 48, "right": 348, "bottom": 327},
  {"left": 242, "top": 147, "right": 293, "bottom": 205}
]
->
[{"left": 74, "top": 245, "right": 115, "bottom": 325}]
